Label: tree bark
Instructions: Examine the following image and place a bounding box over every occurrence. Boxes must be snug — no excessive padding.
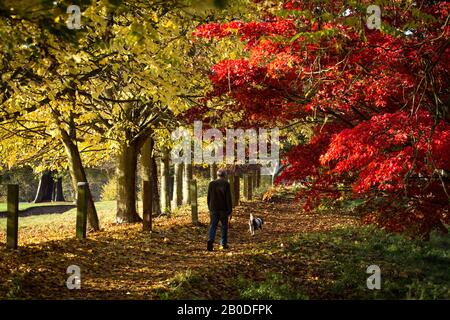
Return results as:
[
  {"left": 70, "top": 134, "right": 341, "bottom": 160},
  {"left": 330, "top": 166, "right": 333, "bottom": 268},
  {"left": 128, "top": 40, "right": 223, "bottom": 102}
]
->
[
  {"left": 141, "top": 137, "right": 153, "bottom": 222},
  {"left": 229, "top": 174, "right": 236, "bottom": 207},
  {"left": 160, "top": 147, "right": 171, "bottom": 213},
  {"left": 50, "top": 108, "right": 100, "bottom": 231},
  {"left": 53, "top": 177, "right": 65, "bottom": 202},
  {"left": 243, "top": 174, "right": 248, "bottom": 199},
  {"left": 141, "top": 137, "right": 161, "bottom": 215},
  {"left": 234, "top": 174, "right": 240, "bottom": 206},
  {"left": 246, "top": 173, "right": 253, "bottom": 200},
  {"left": 61, "top": 136, "right": 100, "bottom": 231},
  {"left": 210, "top": 163, "right": 217, "bottom": 181},
  {"left": 151, "top": 156, "right": 161, "bottom": 214},
  {"left": 182, "top": 162, "right": 192, "bottom": 205},
  {"left": 256, "top": 168, "right": 261, "bottom": 188},
  {"left": 172, "top": 163, "right": 183, "bottom": 210},
  {"left": 190, "top": 179, "right": 198, "bottom": 225},
  {"left": 33, "top": 170, "right": 54, "bottom": 203},
  {"left": 116, "top": 142, "right": 142, "bottom": 223}
]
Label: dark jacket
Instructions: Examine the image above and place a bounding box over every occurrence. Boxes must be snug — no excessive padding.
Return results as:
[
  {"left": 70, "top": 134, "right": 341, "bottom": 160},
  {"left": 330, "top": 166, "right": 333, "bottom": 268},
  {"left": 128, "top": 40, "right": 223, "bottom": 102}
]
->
[{"left": 207, "top": 178, "right": 232, "bottom": 215}]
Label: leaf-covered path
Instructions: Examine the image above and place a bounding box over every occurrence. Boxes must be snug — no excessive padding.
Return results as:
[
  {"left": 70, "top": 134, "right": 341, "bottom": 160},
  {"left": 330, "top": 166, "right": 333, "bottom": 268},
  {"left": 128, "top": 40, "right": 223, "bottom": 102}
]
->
[{"left": 0, "top": 193, "right": 362, "bottom": 299}]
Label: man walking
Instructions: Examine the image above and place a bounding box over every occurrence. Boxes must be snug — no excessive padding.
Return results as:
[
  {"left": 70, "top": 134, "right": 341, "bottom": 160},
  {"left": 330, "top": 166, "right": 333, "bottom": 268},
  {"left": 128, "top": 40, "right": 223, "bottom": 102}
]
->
[{"left": 207, "top": 168, "right": 233, "bottom": 251}]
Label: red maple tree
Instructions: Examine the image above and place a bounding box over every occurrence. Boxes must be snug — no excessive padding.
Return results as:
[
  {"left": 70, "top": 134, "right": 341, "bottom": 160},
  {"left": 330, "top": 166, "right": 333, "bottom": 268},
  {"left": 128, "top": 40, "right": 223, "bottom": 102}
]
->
[{"left": 194, "top": 0, "right": 450, "bottom": 237}]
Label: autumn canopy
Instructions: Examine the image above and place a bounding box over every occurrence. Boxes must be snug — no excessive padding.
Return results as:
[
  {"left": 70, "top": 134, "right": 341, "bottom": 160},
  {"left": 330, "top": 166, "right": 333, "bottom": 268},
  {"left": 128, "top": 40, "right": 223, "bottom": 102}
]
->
[{"left": 193, "top": 0, "right": 450, "bottom": 236}]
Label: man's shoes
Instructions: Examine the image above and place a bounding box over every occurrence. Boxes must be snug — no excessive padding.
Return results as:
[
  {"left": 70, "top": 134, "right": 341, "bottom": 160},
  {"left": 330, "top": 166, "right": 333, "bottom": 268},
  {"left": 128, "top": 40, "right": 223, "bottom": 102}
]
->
[
  {"left": 219, "top": 244, "right": 229, "bottom": 250},
  {"left": 207, "top": 240, "right": 214, "bottom": 251}
]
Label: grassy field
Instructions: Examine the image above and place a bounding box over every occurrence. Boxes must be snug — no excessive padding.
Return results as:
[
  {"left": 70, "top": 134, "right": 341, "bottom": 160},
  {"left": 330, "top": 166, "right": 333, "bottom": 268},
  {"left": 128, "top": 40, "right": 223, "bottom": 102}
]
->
[
  {"left": 0, "top": 201, "right": 116, "bottom": 230},
  {"left": 0, "top": 202, "right": 50, "bottom": 213}
]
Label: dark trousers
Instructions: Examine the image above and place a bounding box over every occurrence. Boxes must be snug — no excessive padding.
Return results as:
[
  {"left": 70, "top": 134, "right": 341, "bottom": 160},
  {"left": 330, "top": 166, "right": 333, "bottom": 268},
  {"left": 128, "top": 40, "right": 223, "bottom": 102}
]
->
[{"left": 208, "top": 211, "right": 229, "bottom": 246}]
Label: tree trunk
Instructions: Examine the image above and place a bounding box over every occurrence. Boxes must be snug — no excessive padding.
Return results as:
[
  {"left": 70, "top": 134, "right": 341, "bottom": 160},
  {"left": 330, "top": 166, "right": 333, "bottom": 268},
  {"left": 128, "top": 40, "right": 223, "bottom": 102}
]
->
[
  {"left": 190, "top": 179, "right": 198, "bottom": 225},
  {"left": 141, "top": 137, "right": 161, "bottom": 215},
  {"left": 243, "top": 174, "right": 248, "bottom": 199},
  {"left": 234, "top": 174, "right": 240, "bottom": 206},
  {"left": 62, "top": 137, "right": 100, "bottom": 231},
  {"left": 182, "top": 162, "right": 192, "bottom": 205},
  {"left": 172, "top": 163, "right": 183, "bottom": 210},
  {"left": 160, "top": 147, "right": 171, "bottom": 213},
  {"left": 246, "top": 173, "right": 253, "bottom": 200},
  {"left": 210, "top": 163, "right": 217, "bottom": 181},
  {"left": 53, "top": 177, "right": 65, "bottom": 202},
  {"left": 229, "top": 174, "right": 236, "bottom": 207},
  {"left": 151, "top": 156, "right": 161, "bottom": 215},
  {"left": 116, "top": 142, "right": 142, "bottom": 223},
  {"left": 50, "top": 108, "right": 99, "bottom": 230},
  {"left": 256, "top": 168, "right": 261, "bottom": 188},
  {"left": 33, "top": 170, "right": 54, "bottom": 203},
  {"left": 141, "top": 137, "right": 154, "bottom": 230}
]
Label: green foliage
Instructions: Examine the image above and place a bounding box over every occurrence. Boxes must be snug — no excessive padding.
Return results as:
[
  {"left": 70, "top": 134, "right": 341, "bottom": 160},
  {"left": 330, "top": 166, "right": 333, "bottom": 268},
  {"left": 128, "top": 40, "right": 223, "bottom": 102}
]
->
[
  {"left": 6, "top": 274, "right": 24, "bottom": 299},
  {"left": 0, "top": 167, "right": 39, "bottom": 202},
  {"left": 238, "top": 273, "right": 309, "bottom": 300},
  {"left": 285, "top": 226, "right": 450, "bottom": 299},
  {"left": 195, "top": 176, "right": 211, "bottom": 198},
  {"left": 158, "top": 269, "right": 209, "bottom": 300}
]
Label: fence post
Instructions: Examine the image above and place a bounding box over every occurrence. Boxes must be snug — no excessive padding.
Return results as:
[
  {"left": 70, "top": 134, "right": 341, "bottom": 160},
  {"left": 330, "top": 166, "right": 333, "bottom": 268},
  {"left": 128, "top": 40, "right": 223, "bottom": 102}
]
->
[
  {"left": 190, "top": 179, "right": 198, "bottom": 225},
  {"left": 76, "top": 182, "right": 88, "bottom": 240},
  {"left": 6, "top": 184, "right": 19, "bottom": 250}
]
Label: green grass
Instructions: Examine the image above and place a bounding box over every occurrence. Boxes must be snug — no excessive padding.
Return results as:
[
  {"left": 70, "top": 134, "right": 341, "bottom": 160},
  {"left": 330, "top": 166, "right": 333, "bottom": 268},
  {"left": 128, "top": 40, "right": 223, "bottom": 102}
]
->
[
  {"left": 237, "top": 273, "right": 310, "bottom": 300},
  {"left": 280, "top": 226, "right": 450, "bottom": 299},
  {"left": 0, "top": 201, "right": 117, "bottom": 229},
  {"left": 0, "top": 197, "right": 209, "bottom": 230},
  {"left": 0, "top": 202, "right": 57, "bottom": 213},
  {"left": 154, "top": 225, "right": 450, "bottom": 299},
  {"left": 158, "top": 269, "right": 210, "bottom": 300}
]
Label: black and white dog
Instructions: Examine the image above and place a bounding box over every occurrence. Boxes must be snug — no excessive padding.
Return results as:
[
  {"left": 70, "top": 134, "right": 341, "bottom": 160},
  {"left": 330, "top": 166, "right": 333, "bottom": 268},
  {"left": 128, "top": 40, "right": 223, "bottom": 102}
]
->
[{"left": 249, "top": 213, "right": 264, "bottom": 236}]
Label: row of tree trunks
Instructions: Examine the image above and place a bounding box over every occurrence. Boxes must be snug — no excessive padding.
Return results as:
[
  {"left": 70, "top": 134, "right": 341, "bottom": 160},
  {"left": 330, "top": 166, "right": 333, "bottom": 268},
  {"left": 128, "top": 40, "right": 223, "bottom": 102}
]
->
[
  {"left": 160, "top": 157, "right": 195, "bottom": 213},
  {"left": 115, "top": 134, "right": 164, "bottom": 227},
  {"left": 33, "top": 171, "right": 66, "bottom": 203}
]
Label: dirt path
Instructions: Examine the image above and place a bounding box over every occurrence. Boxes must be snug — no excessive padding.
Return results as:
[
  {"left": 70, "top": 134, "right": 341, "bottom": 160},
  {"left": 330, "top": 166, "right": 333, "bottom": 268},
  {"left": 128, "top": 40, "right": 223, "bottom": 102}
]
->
[{"left": 0, "top": 196, "right": 358, "bottom": 299}]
